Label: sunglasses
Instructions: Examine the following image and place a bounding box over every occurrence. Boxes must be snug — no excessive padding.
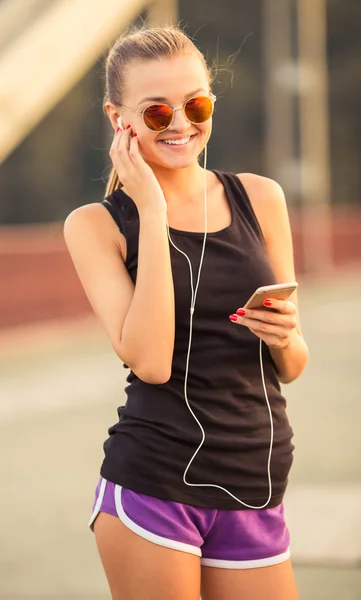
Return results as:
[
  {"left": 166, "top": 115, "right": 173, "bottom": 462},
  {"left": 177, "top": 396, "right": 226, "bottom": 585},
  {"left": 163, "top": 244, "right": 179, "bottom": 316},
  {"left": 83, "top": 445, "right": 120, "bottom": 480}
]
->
[{"left": 119, "top": 93, "right": 216, "bottom": 132}]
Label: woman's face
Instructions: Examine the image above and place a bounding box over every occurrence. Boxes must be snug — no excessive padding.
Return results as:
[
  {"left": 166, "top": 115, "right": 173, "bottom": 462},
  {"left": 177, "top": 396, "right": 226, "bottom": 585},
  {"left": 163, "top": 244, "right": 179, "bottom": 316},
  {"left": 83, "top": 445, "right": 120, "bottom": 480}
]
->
[{"left": 117, "top": 53, "right": 213, "bottom": 170}]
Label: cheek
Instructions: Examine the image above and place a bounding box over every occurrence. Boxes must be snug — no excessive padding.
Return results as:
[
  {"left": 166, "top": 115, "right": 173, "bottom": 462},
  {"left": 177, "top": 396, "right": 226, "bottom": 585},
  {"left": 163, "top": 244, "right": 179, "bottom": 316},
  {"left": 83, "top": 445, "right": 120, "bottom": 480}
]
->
[
  {"left": 130, "top": 119, "right": 157, "bottom": 155},
  {"left": 137, "top": 132, "right": 159, "bottom": 159},
  {"left": 194, "top": 120, "right": 213, "bottom": 148},
  {"left": 203, "top": 119, "right": 213, "bottom": 141}
]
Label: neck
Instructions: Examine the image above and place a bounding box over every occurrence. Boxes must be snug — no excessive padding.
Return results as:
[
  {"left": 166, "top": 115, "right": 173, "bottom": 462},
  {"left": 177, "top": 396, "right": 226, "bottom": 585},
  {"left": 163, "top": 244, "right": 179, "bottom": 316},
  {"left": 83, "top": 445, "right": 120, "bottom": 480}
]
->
[{"left": 146, "top": 160, "right": 206, "bottom": 205}]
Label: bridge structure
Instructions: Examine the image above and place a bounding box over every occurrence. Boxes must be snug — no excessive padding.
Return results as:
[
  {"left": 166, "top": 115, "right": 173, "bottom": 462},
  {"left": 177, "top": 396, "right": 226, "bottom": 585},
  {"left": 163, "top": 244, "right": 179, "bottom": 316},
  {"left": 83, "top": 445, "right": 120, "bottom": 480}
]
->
[{"left": 0, "top": 0, "right": 178, "bottom": 164}]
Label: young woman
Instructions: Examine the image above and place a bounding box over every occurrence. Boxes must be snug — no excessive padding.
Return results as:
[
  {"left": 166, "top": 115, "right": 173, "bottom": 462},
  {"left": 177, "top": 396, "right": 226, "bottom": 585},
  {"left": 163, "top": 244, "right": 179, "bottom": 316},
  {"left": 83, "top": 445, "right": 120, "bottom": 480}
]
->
[{"left": 64, "top": 25, "right": 308, "bottom": 600}]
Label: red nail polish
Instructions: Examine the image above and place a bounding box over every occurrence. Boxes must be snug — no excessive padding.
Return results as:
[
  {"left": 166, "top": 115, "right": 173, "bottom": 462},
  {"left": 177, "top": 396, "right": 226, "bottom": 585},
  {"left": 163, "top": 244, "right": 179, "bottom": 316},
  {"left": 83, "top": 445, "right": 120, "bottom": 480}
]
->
[
  {"left": 264, "top": 300, "right": 272, "bottom": 306},
  {"left": 115, "top": 127, "right": 120, "bottom": 133},
  {"left": 126, "top": 124, "right": 131, "bottom": 130},
  {"left": 133, "top": 133, "right": 137, "bottom": 137},
  {"left": 229, "top": 314, "right": 238, "bottom": 322},
  {"left": 236, "top": 308, "right": 246, "bottom": 316}
]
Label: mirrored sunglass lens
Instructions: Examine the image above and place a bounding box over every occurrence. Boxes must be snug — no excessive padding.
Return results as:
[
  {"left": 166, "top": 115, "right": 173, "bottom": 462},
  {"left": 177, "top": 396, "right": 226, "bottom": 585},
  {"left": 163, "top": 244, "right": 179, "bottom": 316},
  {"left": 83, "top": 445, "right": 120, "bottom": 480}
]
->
[
  {"left": 185, "top": 97, "right": 213, "bottom": 123},
  {"left": 143, "top": 104, "right": 173, "bottom": 130}
]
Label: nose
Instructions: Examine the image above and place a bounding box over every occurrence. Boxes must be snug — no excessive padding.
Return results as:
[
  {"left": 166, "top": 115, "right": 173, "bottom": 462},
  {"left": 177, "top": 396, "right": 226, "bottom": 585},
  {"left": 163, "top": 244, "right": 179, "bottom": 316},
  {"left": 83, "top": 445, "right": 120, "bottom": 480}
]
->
[{"left": 170, "top": 106, "right": 191, "bottom": 132}]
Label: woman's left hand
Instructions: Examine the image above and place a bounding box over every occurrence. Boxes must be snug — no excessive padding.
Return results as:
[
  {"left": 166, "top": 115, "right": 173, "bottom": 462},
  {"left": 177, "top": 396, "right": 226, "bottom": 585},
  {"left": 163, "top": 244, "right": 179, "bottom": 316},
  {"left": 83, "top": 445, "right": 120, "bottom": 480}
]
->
[{"left": 229, "top": 298, "right": 298, "bottom": 349}]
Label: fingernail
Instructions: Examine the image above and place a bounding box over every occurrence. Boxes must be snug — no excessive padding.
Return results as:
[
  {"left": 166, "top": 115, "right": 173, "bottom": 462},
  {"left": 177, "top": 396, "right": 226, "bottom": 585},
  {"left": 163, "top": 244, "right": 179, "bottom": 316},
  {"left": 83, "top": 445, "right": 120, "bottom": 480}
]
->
[
  {"left": 264, "top": 300, "right": 272, "bottom": 306},
  {"left": 236, "top": 308, "right": 246, "bottom": 316},
  {"left": 133, "top": 133, "right": 137, "bottom": 137},
  {"left": 126, "top": 124, "right": 131, "bottom": 130},
  {"left": 115, "top": 127, "right": 120, "bottom": 133},
  {"left": 229, "top": 314, "right": 238, "bottom": 322}
]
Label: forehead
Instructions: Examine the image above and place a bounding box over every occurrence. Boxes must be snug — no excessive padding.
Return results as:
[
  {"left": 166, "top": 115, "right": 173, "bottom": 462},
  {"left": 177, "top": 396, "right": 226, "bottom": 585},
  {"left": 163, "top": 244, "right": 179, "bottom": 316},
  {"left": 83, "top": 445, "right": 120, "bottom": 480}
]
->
[{"left": 123, "top": 53, "right": 209, "bottom": 105}]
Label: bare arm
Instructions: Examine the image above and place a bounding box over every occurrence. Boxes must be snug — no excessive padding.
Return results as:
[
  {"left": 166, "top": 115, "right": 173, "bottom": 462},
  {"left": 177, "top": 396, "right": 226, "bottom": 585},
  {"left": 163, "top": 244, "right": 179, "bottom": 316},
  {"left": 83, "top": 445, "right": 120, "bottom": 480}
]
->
[
  {"left": 235, "top": 173, "right": 309, "bottom": 384},
  {"left": 64, "top": 202, "right": 175, "bottom": 384}
]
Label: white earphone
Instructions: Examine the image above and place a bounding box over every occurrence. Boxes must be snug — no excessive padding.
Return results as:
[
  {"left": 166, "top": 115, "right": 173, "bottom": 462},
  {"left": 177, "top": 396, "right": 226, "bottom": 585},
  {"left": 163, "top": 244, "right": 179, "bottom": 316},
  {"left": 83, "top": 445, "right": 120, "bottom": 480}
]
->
[{"left": 166, "top": 146, "right": 274, "bottom": 509}]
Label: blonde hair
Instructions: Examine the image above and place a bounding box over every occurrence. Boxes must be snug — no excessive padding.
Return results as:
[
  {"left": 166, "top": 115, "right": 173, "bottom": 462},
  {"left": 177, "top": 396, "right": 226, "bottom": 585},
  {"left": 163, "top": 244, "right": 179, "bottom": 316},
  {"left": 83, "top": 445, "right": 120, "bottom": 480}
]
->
[{"left": 103, "top": 25, "right": 212, "bottom": 196}]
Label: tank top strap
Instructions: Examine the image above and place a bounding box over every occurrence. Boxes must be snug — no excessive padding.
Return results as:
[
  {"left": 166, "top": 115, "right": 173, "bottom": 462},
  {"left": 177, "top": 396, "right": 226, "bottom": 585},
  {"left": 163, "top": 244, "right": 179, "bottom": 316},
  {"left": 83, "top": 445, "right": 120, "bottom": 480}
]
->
[
  {"left": 101, "top": 190, "right": 140, "bottom": 274},
  {"left": 100, "top": 200, "right": 124, "bottom": 234},
  {"left": 212, "top": 170, "right": 266, "bottom": 245},
  {"left": 100, "top": 188, "right": 135, "bottom": 237}
]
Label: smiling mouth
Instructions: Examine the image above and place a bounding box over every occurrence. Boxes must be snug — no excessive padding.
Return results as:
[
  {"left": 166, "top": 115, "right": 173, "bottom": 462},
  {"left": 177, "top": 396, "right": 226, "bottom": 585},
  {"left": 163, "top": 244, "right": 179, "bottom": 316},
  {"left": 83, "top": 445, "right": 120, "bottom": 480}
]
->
[{"left": 158, "top": 134, "right": 197, "bottom": 147}]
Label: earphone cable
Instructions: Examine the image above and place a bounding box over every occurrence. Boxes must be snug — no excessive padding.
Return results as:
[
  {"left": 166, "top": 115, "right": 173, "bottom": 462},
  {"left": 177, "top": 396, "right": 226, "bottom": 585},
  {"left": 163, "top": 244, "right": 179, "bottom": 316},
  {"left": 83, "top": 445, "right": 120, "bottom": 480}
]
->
[{"left": 166, "top": 147, "right": 273, "bottom": 509}]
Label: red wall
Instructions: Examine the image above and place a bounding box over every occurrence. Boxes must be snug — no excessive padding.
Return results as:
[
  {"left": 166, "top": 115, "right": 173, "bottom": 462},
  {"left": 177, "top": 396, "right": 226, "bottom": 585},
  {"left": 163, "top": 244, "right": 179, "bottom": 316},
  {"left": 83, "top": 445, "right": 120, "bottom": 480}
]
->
[
  {"left": 1, "top": 209, "right": 361, "bottom": 329},
  {"left": 0, "top": 224, "right": 92, "bottom": 329}
]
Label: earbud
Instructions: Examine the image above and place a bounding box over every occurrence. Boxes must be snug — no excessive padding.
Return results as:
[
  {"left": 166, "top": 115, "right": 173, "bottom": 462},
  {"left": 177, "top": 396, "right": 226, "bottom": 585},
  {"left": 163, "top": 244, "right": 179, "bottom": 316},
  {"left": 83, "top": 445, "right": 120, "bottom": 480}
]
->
[{"left": 117, "top": 116, "right": 123, "bottom": 129}]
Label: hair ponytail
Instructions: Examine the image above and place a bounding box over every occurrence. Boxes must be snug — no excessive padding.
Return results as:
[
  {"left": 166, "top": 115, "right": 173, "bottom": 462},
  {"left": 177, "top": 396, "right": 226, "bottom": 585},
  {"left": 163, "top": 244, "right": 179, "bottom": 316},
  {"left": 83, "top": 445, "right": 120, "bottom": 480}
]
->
[{"left": 105, "top": 165, "right": 121, "bottom": 197}]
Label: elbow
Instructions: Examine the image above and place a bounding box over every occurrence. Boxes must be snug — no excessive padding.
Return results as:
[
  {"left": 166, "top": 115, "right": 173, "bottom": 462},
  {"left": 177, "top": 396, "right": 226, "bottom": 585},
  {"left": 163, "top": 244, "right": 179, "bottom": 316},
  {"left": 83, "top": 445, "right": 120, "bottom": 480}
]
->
[
  {"left": 279, "top": 373, "right": 298, "bottom": 385},
  {"left": 141, "top": 369, "right": 172, "bottom": 385},
  {"left": 132, "top": 364, "right": 172, "bottom": 385},
  {"left": 115, "top": 348, "right": 172, "bottom": 384},
  {"left": 114, "top": 340, "right": 173, "bottom": 385}
]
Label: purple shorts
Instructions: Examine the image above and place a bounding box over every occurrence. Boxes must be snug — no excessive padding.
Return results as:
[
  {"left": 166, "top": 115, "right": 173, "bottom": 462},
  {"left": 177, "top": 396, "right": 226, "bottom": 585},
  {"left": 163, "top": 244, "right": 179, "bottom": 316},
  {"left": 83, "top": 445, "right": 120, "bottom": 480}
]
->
[{"left": 88, "top": 477, "right": 290, "bottom": 569}]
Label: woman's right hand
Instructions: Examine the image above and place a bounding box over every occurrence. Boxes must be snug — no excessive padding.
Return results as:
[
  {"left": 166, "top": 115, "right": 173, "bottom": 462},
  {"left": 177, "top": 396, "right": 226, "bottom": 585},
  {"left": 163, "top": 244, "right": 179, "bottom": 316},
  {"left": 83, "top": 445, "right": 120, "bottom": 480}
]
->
[{"left": 109, "top": 125, "right": 167, "bottom": 214}]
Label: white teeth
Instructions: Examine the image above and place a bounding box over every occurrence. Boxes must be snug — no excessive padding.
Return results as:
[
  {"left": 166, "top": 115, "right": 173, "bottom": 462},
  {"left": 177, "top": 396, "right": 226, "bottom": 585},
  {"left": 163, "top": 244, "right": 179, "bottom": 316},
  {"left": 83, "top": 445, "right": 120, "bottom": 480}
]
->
[{"left": 163, "top": 137, "right": 191, "bottom": 145}]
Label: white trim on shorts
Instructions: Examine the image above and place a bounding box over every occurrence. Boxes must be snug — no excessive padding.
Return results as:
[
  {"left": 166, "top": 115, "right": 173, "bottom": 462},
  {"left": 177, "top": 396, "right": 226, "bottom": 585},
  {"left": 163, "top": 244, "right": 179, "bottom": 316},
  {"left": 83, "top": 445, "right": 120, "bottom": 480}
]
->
[
  {"left": 88, "top": 477, "right": 107, "bottom": 529},
  {"left": 89, "top": 478, "right": 291, "bottom": 569},
  {"left": 201, "top": 548, "right": 291, "bottom": 569},
  {"left": 114, "top": 485, "right": 202, "bottom": 557}
]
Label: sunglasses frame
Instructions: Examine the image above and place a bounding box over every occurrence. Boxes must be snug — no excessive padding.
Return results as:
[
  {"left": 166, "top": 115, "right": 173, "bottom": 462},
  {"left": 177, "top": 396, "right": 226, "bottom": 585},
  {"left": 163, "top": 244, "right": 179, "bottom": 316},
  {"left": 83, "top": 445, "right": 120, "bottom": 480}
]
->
[{"left": 119, "top": 93, "right": 217, "bottom": 132}]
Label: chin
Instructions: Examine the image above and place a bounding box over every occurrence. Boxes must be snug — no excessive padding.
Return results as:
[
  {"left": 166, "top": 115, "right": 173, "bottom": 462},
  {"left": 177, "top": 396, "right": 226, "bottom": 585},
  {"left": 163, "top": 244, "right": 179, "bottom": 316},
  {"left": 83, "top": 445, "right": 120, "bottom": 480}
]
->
[
  {"left": 145, "top": 149, "right": 203, "bottom": 171},
  {"left": 161, "top": 156, "right": 196, "bottom": 170}
]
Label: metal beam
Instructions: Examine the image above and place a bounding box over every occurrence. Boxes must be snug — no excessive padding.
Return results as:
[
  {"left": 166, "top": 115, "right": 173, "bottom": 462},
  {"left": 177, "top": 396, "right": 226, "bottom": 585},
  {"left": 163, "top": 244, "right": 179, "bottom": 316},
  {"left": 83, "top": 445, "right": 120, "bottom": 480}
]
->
[{"left": 0, "top": 0, "right": 151, "bottom": 164}]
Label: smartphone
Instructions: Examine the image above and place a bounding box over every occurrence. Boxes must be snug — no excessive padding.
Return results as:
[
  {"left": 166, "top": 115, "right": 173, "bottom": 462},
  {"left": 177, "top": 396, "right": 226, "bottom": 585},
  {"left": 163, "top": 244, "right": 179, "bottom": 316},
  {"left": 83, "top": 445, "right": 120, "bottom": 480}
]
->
[{"left": 243, "top": 282, "right": 298, "bottom": 310}]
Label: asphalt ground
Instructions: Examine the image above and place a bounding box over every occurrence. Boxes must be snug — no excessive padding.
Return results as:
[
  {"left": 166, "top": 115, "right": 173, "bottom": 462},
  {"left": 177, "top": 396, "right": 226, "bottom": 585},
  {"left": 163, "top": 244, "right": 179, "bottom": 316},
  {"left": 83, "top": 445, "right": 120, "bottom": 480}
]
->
[{"left": 1, "top": 269, "right": 360, "bottom": 599}]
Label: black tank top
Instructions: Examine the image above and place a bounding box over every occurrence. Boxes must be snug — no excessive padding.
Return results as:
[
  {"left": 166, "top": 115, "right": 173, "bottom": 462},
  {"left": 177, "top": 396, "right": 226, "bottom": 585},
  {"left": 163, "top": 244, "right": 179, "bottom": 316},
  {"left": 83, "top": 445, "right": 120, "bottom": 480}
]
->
[{"left": 99, "top": 170, "right": 294, "bottom": 509}]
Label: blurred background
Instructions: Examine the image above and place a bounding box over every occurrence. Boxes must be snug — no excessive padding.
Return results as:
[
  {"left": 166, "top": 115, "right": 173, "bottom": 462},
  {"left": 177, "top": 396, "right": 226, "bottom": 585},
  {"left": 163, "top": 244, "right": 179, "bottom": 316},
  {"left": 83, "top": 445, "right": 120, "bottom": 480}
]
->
[{"left": 0, "top": 0, "right": 360, "bottom": 598}]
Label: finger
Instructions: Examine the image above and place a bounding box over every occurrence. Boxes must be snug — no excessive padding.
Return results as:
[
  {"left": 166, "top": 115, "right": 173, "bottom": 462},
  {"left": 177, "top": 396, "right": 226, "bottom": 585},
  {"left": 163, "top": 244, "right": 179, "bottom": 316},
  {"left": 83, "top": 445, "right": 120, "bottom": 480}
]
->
[
  {"left": 128, "top": 133, "right": 142, "bottom": 164},
  {"left": 109, "top": 126, "right": 126, "bottom": 164},
  {"left": 110, "top": 126, "right": 123, "bottom": 151},
  {"left": 129, "top": 133, "right": 148, "bottom": 170},
  {"left": 261, "top": 298, "right": 297, "bottom": 314},
  {"left": 231, "top": 313, "right": 295, "bottom": 336},
  {"left": 109, "top": 126, "right": 133, "bottom": 184},
  {"left": 114, "top": 125, "right": 123, "bottom": 145},
  {"left": 236, "top": 308, "right": 268, "bottom": 322},
  {"left": 236, "top": 307, "right": 295, "bottom": 327},
  {"left": 232, "top": 315, "right": 281, "bottom": 334},
  {"left": 117, "top": 124, "right": 134, "bottom": 170},
  {"left": 118, "top": 124, "right": 132, "bottom": 153}
]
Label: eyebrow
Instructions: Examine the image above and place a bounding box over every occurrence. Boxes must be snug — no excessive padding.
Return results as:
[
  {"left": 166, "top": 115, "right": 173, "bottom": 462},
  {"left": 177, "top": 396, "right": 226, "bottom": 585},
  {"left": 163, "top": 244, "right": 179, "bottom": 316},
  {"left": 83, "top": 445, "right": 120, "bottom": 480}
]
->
[{"left": 138, "top": 88, "right": 207, "bottom": 106}]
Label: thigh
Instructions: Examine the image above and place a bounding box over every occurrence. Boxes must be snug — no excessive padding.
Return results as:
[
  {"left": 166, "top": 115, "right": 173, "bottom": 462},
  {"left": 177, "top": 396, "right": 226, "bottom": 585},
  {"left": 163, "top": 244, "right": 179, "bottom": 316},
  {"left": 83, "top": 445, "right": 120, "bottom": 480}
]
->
[
  {"left": 201, "top": 559, "right": 298, "bottom": 600},
  {"left": 94, "top": 512, "right": 201, "bottom": 600}
]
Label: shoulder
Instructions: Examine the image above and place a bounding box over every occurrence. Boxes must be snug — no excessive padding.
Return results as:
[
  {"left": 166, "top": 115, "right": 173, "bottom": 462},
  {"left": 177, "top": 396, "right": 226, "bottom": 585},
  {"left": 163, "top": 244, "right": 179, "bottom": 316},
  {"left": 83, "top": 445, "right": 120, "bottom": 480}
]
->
[
  {"left": 64, "top": 202, "right": 112, "bottom": 236},
  {"left": 236, "top": 173, "right": 286, "bottom": 208},
  {"left": 236, "top": 173, "right": 289, "bottom": 241},
  {"left": 64, "top": 202, "right": 126, "bottom": 254}
]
